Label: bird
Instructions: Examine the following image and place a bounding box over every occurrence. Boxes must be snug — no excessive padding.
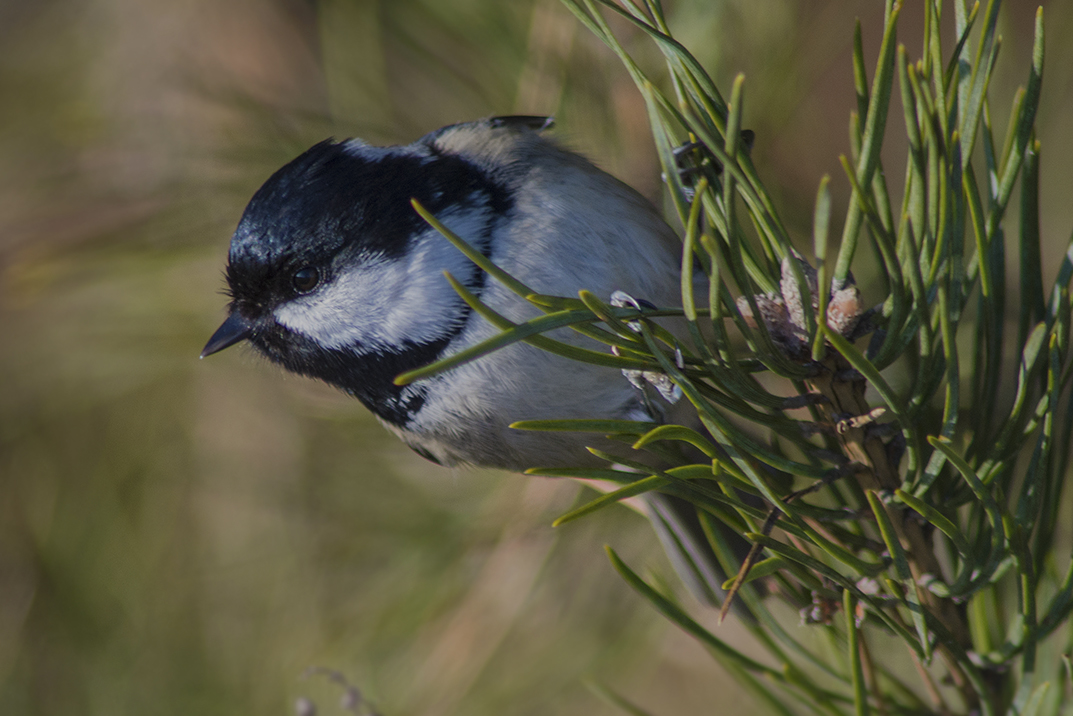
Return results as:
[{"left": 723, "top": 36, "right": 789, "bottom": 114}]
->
[{"left": 202, "top": 115, "right": 731, "bottom": 605}]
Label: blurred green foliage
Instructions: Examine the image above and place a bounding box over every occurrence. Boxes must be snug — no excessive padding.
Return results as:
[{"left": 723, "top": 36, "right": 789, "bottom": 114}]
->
[{"left": 1, "top": 1, "right": 1071, "bottom": 715}]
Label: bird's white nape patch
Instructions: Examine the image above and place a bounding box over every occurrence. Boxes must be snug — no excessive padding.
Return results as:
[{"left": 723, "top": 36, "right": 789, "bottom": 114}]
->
[
  {"left": 341, "top": 138, "right": 429, "bottom": 163},
  {"left": 273, "top": 204, "right": 491, "bottom": 352}
]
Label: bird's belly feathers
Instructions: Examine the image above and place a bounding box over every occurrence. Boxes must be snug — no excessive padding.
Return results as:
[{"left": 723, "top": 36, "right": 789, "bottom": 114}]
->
[{"left": 394, "top": 206, "right": 688, "bottom": 470}]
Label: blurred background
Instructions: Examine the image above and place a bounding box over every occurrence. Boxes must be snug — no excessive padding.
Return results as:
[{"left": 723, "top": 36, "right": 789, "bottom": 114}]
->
[{"left": 1, "top": 1, "right": 1071, "bottom": 714}]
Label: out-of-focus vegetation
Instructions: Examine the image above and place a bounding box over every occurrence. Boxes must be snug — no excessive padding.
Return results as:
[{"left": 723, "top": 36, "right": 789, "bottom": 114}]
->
[{"left": 1, "top": 1, "right": 1070, "bottom": 715}]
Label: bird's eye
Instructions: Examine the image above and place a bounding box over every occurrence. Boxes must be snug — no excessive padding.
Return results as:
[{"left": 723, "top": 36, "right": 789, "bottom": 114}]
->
[{"left": 292, "top": 266, "right": 320, "bottom": 293}]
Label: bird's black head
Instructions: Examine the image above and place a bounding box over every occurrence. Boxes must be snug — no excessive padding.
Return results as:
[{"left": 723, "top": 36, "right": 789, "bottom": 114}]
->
[
  {"left": 224, "top": 140, "right": 439, "bottom": 316},
  {"left": 202, "top": 136, "right": 511, "bottom": 425}
]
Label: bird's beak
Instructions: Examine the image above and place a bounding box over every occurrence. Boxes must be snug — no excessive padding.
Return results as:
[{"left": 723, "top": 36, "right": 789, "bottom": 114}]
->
[{"left": 201, "top": 312, "right": 254, "bottom": 358}]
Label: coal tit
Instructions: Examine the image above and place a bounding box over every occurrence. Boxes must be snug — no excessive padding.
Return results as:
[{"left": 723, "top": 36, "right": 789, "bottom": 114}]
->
[{"left": 202, "top": 116, "right": 694, "bottom": 471}]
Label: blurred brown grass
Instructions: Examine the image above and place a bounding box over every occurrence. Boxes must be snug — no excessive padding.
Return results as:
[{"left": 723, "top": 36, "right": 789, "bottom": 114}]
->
[{"left": 1, "top": 1, "right": 1071, "bottom": 714}]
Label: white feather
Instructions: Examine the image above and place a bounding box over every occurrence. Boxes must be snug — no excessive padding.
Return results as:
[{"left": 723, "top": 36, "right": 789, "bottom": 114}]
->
[{"left": 273, "top": 204, "right": 491, "bottom": 352}]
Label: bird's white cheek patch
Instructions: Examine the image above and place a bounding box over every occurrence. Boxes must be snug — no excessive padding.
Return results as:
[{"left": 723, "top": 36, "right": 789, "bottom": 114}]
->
[
  {"left": 273, "top": 210, "right": 490, "bottom": 352},
  {"left": 274, "top": 257, "right": 407, "bottom": 351}
]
